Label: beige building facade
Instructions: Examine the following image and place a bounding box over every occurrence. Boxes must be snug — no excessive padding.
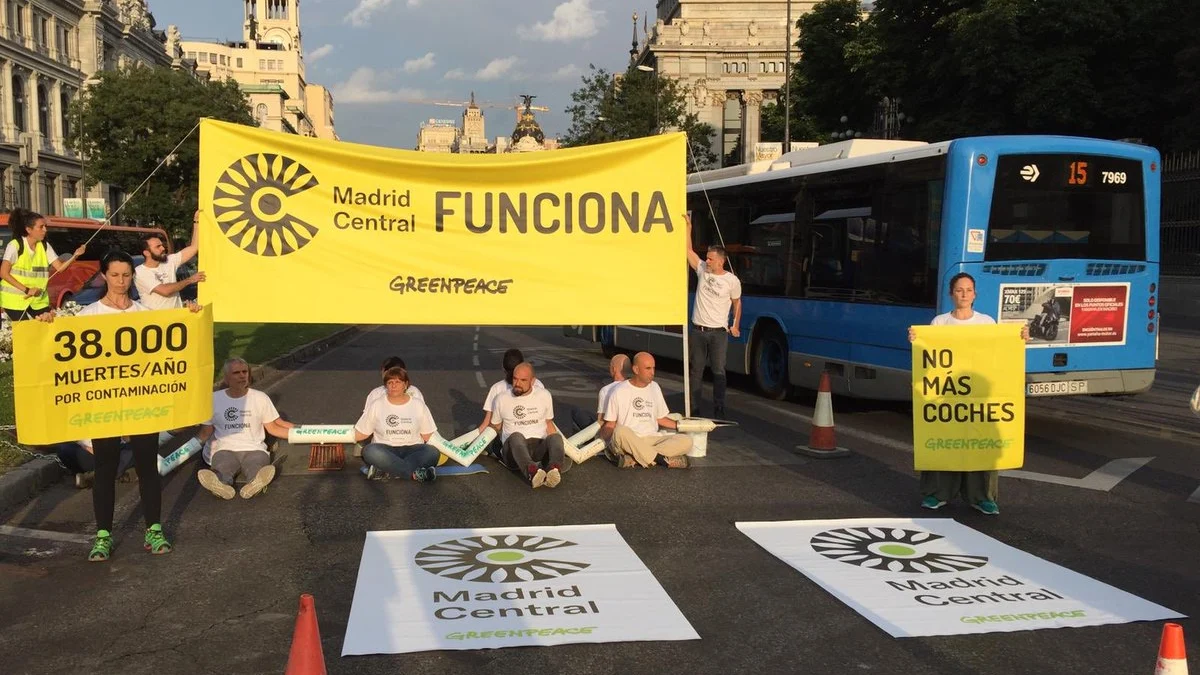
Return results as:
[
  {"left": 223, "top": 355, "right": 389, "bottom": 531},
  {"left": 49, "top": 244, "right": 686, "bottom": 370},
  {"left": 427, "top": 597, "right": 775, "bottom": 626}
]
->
[
  {"left": 416, "top": 118, "right": 455, "bottom": 153},
  {"left": 634, "top": 0, "right": 819, "bottom": 165},
  {"left": 182, "top": 0, "right": 337, "bottom": 140},
  {"left": 0, "top": 0, "right": 176, "bottom": 213}
]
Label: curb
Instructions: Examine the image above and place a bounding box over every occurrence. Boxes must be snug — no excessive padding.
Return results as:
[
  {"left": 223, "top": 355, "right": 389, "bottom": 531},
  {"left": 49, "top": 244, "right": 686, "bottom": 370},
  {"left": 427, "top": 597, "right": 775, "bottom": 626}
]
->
[{"left": 0, "top": 325, "right": 362, "bottom": 516}]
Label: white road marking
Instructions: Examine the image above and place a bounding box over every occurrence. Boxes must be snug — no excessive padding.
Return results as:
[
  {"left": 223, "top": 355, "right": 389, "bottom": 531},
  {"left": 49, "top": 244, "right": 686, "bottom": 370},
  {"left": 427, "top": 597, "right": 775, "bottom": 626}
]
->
[
  {"left": 0, "top": 525, "right": 91, "bottom": 545},
  {"left": 472, "top": 355, "right": 480, "bottom": 366},
  {"left": 740, "top": 399, "right": 913, "bottom": 453},
  {"left": 475, "top": 372, "right": 486, "bottom": 388},
  {"left": 1186, "top": 485, "right": 1200, "bottom": 504},
  {"left": 1002, "top": 457, "right": 1155, "bottom": 491}
]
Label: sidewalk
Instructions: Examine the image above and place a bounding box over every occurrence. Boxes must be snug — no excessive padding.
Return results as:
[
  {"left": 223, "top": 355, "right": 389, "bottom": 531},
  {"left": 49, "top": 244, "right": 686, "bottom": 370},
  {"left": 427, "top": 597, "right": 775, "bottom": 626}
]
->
[{"left": 1029, "top": 326, "right": 1200, "bottom": 439}]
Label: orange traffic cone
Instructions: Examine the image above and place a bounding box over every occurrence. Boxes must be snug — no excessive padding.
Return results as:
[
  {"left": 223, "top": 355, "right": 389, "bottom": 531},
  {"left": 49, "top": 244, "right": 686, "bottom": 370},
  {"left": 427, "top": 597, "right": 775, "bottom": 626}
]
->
[
  {"left": 1155, "top": 623, "right": 1189, "bottom": 675},
  {"left": 796, "top": 372, "right": 850, "bottom": 459},
  {"left": 285, "top": 594, "right": 327, "bottom": 675}
]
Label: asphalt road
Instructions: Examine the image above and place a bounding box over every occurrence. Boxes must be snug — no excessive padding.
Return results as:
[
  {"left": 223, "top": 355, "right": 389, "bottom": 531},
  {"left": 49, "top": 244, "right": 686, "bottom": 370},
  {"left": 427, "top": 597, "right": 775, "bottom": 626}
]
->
[{"left": 0, "top": 325, "right": 1196, "bottom": 675}]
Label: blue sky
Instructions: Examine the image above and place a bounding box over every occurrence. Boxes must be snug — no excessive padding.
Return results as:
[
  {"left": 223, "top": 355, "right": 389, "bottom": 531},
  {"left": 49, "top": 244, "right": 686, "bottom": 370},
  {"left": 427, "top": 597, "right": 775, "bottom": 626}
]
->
[{"left": 149, "top": 0, "right": 653, "bottom": 148}]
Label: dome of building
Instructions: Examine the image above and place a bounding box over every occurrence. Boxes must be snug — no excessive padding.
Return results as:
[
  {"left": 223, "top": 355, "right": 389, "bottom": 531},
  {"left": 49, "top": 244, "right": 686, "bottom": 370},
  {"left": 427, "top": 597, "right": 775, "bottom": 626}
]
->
[{"left": 511, "top": 109, "right": 545, "bottom": 144}]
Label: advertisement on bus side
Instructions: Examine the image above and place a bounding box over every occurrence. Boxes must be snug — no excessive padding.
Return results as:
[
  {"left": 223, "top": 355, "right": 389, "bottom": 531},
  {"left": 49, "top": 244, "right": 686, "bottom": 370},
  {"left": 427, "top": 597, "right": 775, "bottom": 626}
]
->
[{"left": 998, "top": 282, "right": 1129, "bottom": 348}]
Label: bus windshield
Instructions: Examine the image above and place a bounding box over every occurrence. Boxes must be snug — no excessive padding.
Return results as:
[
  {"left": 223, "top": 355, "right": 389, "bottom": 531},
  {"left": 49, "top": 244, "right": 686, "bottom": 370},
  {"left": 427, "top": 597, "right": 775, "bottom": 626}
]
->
[{"left": 986, "top": 154, "right": 1146, "bottom": 262}]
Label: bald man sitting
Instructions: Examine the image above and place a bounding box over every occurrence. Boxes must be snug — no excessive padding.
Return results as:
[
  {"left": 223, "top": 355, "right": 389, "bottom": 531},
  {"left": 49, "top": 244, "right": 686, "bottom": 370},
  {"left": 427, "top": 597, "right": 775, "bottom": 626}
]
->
[
  {"left": 596, "top": 353, "right": 630, "bottom": 423},
  {"left": 601, "top": 352, "right": 692, "bottom": 468}
]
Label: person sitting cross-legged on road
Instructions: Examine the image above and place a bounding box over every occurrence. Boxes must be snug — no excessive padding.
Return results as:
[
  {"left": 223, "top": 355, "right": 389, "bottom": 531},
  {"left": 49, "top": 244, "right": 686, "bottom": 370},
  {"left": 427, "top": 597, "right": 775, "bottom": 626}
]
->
[
  {"left": 197, "top": 358, "right": 295, "bottom": 500},
  {"left": 595, "top": 354, "right": 631, "bottom": 424},
  {"left": 491, "top": 362, "right": 568, "bottom": 488},
  {"left": 354, "top": 366, "right": 440, "bottom": 483},
  {"left": 600, "top": 352, "right": 693, "bottom": 469}
]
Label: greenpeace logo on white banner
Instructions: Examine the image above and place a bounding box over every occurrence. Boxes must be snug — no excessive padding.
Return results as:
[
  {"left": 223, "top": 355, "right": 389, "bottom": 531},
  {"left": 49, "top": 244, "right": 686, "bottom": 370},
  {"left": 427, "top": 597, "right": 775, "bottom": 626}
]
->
[
  {"left": 416, "top": 534, "right": 590, "bottom": 583},
  {"left": 811, "top": 526, "right": 989, "bottom": 574}
]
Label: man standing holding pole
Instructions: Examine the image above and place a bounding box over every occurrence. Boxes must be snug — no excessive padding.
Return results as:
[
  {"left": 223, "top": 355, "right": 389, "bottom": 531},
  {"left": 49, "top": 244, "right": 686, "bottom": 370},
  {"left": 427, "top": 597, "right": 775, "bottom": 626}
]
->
[{"left": 685, "top": 214, "right": 742, "bottom": 419}]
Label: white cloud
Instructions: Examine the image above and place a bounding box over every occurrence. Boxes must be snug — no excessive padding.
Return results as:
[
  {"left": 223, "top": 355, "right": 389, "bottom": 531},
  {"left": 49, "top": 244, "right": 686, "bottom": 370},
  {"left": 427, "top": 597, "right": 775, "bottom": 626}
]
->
[
  {"left": 443, "top": 57, "right": 520, "bottom": 82},
  {"left": 332, "top": 67, "right": 425, "bottom": 104},
  {"left": 404, "top": 52, "right": 436, "bottom": 74},
  {"left": 346, "top": 0, "right": 395, "bottom": 27},
  {"left": 518, "top": 0, "right": 606, "bottom": 42},
  {"left": 549, "top": 64, "right": 582, "bottom": 81},
  {"left": 307, "top": 44, "right": 334, "bottom": 64}
]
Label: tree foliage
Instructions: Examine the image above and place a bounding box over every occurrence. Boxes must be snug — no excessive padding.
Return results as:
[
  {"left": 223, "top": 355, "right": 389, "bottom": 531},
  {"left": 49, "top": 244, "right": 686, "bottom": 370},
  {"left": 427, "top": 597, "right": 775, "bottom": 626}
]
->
[
  {"left": 70, "top": 66, "right": 255, "bottom": 237},
  {"left": 562, "top": 64, "right": 718, "bottom": 171},
  {"left": 786, "top": 0, "right": 1199, "bottom": 150}
]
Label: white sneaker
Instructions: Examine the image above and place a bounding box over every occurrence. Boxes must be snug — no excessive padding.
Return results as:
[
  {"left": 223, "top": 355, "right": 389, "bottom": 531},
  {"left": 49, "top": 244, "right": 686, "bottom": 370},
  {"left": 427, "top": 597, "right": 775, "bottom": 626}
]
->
[
  {"left": 239, "top": 465, "right": 276, "bottom": 499},
  {"left": 545, "top": 466, "right": 561, "bottom": 488},
  {"left": 198, "top": 469, "right": 235, "bottom": 500},
  {"left": 530, "top": 468, "right": 547, "bottom": 489}
]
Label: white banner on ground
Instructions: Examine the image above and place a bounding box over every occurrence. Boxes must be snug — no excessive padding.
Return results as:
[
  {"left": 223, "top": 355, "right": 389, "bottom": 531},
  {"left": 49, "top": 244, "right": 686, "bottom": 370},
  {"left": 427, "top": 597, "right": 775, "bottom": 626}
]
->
[
  {"left": 342, "top": 524, "right": 699, "bottom": 655},
  {"left": 736, "top": 518, "right": 1184, "bottom": 638}
]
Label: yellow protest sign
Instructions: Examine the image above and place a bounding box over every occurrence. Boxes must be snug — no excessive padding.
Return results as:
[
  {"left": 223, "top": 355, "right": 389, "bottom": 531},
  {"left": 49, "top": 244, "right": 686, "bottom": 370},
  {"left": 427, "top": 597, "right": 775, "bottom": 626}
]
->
[
  {"left": 911, "top": 324, "right": 1025, "bottom": 471},
  {"left": 13, "top": 306, "right": 214, "bottom": 445},
  {"left": 197, "top": 119, "right": 687, "bottom": 325}
]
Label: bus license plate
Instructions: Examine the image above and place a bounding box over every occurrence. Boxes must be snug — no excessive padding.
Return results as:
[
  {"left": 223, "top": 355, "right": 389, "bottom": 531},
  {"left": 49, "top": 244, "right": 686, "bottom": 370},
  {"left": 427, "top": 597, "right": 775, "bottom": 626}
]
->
[{"left": 1027, "top": 381, "right": 1088, "bottom": 396}]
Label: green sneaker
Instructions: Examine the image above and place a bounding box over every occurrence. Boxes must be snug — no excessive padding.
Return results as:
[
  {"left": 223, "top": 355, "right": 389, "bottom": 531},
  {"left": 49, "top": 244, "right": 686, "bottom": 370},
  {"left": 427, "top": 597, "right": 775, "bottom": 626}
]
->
[
  {"left": 921, "top": 495, "right": 947, "bottom": 510},
  {"left": 88, "top": 530, "right": 113, "bottom": 562},
  {"left": 144, "top": 524, "right": 172, "bottom": 554},
  {"left": 972, "top": 500, "right": 1000, "bottom": 515}
]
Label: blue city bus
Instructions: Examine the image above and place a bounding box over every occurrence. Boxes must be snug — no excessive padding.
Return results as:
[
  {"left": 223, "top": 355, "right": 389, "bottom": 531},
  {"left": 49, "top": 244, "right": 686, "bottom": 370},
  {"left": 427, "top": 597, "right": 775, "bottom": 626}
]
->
[{"left": 569, "top": 136, "right": 1160, "bottom": 401}]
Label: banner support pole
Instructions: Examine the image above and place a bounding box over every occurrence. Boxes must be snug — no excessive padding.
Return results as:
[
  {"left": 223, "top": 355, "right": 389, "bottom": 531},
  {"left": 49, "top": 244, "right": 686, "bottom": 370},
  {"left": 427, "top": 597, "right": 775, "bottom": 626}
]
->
[{"left": 681, "top": 323, "right": 691, "bottom": 418}]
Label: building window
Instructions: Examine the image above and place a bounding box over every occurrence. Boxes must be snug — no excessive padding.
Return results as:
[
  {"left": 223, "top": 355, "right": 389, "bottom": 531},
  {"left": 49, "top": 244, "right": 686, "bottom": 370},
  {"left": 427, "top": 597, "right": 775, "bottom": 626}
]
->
[
  {"left": 256, "top": 103, "right": 268, "bottom": 123},
  {"left": 187, "top": 51, "right": 195, "bottom": 60},
  {"left": 61, "top": 90, "right": 72, "bottom": 141},
  {"left": 40, "top": 173, "right": 55, "bottom": 215},
  {"left": 36, "top": 83, "right": 48, "bottom": 136},
  {"left": 63, "top": 178, "right": 76, "bottom": 200},
  {"left": 209, "top": 53, "right": 217, "bottom": 64},
  {"left": 259, "top": 59, "right": 266, "bottom": 69},
  {"left": 12, "top": 76, "right": 25, "bottom": 132},
  {"left": 36, "top": 14, "right": 47, "bottom": 47},
  {"left": 236, "top": 57, "right": 243, "bottom": 68},
  {"left": 15, "top": 171, "right": 30, "bottom": 209},
  {"left": 9, "top": 3, "right": 25, "bottom": 38}
]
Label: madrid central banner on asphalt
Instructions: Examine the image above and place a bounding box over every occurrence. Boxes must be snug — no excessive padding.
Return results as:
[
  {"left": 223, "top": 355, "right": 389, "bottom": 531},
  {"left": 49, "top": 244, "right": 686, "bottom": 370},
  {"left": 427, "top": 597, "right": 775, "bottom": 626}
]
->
[{"left": 197, "top": 119, "right": 687, "bottom": 325}]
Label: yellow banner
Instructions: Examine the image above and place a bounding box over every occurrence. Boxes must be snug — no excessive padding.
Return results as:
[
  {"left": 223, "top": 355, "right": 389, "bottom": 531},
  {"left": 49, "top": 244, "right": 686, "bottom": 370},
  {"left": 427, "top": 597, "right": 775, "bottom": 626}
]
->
[
  {"left": 911, "top": 324, "right": 1025, "bottom": 471},
  {"left": 197, "top": 119, "right": 687, "bottom": 325},
  {"left": 13, "top": 306, "right": 214, "bottom": 445}
]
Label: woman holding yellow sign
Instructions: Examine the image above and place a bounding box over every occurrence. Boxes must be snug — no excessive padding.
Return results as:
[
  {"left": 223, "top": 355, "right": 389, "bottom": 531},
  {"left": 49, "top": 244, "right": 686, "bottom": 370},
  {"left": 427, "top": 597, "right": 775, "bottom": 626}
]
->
[
  {"left": 909, "top": 273, "right": 1028, "bottom": 515},
  {"left": 76, "top": 250, "right": 201, "bottom": 562}
]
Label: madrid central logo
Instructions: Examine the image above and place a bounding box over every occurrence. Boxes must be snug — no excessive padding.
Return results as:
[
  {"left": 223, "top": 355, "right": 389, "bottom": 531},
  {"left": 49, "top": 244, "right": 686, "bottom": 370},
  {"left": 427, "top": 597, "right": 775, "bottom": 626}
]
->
[
  {"left": 223, "top": 407, "right": 239, "bottom": 422},
  {"left": 415, "top": 534, "right": 591, "bottom": 583},
  {"left": 810, "top": 527, "right": 989, "bottom": 574},
  {"left": 213, "top": 153, "right": 320, "bottom": 257}
]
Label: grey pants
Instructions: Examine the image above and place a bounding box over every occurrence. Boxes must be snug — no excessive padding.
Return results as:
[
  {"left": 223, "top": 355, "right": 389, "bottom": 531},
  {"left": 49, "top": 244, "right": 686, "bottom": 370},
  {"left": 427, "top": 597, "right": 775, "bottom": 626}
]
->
[
  {"left": 920, "top": 470, "right": 999, "bottom": 504},
  {"left": 689, "top": 327, "right": 729, "bottom": 412},
  {"left": 210, "top": 451, "right": 271, "bottom": 485},
  {"left": 502, "top": 433, "right": 571, "bottom": 473}
]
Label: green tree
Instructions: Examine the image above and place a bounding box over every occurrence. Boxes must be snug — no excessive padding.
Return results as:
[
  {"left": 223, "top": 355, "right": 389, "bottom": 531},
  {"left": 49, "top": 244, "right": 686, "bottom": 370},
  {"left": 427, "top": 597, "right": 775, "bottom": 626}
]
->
[
  {"left": 791, "top": 0, "right": 877, "bottom": 137},
  {"left": 70, "top": 66, "right": 255, "bottom": 238},
  {"left": 562, "top": 64, "right": 718, "bottom": 171}
]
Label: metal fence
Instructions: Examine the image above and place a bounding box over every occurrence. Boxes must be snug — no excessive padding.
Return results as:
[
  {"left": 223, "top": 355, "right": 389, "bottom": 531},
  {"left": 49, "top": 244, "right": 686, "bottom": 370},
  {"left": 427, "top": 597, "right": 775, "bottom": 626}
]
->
[{"left": 1162, "top": 150, "right": 1200, "bottom": 276}]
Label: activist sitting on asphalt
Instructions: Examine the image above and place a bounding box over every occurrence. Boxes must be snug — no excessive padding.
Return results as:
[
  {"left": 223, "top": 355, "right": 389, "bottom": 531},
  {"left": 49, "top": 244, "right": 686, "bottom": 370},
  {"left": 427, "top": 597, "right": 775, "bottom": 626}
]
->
[
  {"left": 475, "top": 348, "right": 544, "bottom": 458},
  {"left": 491, "top": 362, "right": 568, "bottom": 488},
  {"left": 357, "top": 355, "right": 425, "bottom": 457},
  {"left": 196, "top": 357, "right": 294, "bottom": 500},
  {"left": 73, "top": 249, "right": 202, "bottom": 562},
  {"left": 0, "top": 207, "right": 86, "bottom": 321},
  {"left": 600, "top": 352, "right": 692, "bottom": 468},
  {"left": 908, "top": 272, "right": 1029, "bottom": 516},
  {"left": 353, "top": 366, "right": 440, "bottom": 483},
  {"left": 596, "top": 354, "right": 631, "bottom": 424},
  {"left": 53, "top": 438, "right": 135, "bottom": 489}
]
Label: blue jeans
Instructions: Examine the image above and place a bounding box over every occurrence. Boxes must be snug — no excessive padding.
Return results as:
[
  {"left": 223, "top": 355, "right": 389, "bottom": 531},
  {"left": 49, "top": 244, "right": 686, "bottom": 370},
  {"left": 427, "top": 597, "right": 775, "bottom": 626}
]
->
[
  {"left": 689, "top": 327, "right": 729, "bottom": 412},
  {"left": 54, "top": 442, "right": 133, "bottom": 476},
  {"left": 362, "top": 443, "right": 439, "bottom": 477}
]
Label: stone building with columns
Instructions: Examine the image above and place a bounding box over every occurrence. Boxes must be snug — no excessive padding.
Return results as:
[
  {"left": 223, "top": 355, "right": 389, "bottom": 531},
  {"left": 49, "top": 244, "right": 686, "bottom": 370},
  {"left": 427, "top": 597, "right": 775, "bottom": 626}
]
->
[
  {"left": 0, "top": 0, "right": 177, "bottom": 214},
  {"left": 633, "top": 0, "right": 819, "bottom": 166}
]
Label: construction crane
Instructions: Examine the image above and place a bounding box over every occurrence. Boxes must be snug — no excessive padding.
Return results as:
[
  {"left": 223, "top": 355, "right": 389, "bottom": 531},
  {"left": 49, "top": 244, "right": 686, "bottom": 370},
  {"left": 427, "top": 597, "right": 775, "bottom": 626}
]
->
[{"left": 400, "top": 92, "right": 550, "bottom": 124}]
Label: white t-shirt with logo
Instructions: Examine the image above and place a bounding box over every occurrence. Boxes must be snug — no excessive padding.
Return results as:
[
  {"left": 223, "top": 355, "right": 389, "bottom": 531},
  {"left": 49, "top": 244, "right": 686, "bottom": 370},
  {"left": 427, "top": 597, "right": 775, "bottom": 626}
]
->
[
  {"left": 692, "top": 261, "right": 742, "bottom": 329},
  {"left": 483, "top": 378, "right": 545, "bottom": 412},
  {"left": 931, "top": 311, "right": 996, "bottom": 326},
  {"left": 364, "top": 384, "right": 424, "bottom": 411},
  {"left": 604, "top": 381, "right": 670, "bottom": 437},
  {"left": 134, "top": 252, "right": 184, "bottom": 311},
  {"left": 492, "top": 388, "right": 554, "bottom": 442},
  {"left": 203, "top": 388, "right": 280, "bottom": 462},
  {"left": 76, "top": 298, "right": 150, "bottom": 316},
  {"left": 597, "top": 380, "right": 624, "bottom": 414},
  {"left": 355, "top": 396, "right": 437, "bottom": 448}
]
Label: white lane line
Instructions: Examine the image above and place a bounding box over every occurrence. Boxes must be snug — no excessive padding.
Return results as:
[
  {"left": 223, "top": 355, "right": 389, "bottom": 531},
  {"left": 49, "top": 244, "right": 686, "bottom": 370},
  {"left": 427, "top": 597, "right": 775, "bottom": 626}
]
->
[
  {"left": 1189, "top": 485, "right": 1200, "bottom": 504},
  {"left": 740, "top": 399, "right": 913, "bottom": 453},
  {"left": 475, "top": 372, "right": 486, "bottom": 388},
  {"left": 0, "top": 525, "right": 91, "bottom": 545},
  {"left": 1003, "top": 457, "right": 1155, "bottom": 491},
  {"left": 472, "top": 355, "right": 480, "bottom": 367}
]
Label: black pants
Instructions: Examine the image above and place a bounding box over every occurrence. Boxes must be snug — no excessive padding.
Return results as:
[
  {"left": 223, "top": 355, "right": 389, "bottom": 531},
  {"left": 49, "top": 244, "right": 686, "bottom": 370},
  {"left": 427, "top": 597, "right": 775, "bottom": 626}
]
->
[
  {"left": 3, "top": 306, "right": 49, "bottom": 321},
  {"left": 92, "top": 433, "right": 161, "bottom": 532}
]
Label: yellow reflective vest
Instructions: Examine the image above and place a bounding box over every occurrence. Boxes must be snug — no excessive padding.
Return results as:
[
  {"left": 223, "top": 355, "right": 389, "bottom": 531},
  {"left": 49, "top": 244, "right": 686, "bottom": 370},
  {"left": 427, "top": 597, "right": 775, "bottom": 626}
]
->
[{"left": 1, "top": 239, "right": 50, "bottom": 312}]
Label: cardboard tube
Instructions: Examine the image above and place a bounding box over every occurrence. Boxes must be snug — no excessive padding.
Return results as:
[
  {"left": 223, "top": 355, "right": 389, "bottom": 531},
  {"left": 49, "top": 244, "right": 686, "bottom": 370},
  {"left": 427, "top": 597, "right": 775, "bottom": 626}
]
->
[
  {"left": 565, "top": 436, "right": 606, "bottom": 464},
  {"left": 158, "top": 437, "right": 203, "bottom": 476},
  {"left": 449, "top": 429, "right": 481, "bottom": 447},
  {"left": 287, "top": 425, "right": 357, "bottom": 444},
  {"left": 566, "top": 421, "right": 600, "bottom": 447}
]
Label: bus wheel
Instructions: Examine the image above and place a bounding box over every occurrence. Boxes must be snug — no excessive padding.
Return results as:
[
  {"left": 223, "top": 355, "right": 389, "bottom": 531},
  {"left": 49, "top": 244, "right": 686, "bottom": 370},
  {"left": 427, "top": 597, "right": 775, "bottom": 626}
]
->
[{"left": 752, "top": 326, "right": 789, "bottom": 400}]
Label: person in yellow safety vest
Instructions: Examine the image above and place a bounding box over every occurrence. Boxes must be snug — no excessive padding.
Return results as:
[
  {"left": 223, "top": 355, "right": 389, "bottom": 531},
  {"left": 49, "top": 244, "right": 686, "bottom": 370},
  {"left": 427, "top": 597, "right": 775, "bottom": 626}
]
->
[{"left": 0, "top": 208, "right": 86, "bottom": 321}]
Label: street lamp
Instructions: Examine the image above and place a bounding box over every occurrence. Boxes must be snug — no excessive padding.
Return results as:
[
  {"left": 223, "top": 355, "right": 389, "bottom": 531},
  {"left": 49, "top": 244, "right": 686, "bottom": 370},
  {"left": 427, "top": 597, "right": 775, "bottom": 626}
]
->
[
  {"left": 830, "top": 115, "right": 863, "bottom": 140},
  {"left": 636, "top": 64, "right": 659, "bottom": 133}
]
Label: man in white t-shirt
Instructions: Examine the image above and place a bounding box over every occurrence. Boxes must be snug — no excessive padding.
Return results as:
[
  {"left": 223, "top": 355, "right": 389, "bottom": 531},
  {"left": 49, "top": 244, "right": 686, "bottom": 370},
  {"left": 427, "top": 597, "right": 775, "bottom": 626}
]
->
[
  {"left": 686, "top": 214, "right": 742, "bottom": 418},
  {"left": 196, "top": 358, "right": 294, "bottom": 500},
  {"left": 595, "top": 353, "right": 630, "bottom": 423},
  {"left": 134, "top": 211, "right": 205, "bottom": 311},
  {"left": 602, "top": 352, "right": 692, "bottom": 468},
  {"left": 491, "top": 362, "right": 565, "bottom": 489}
]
